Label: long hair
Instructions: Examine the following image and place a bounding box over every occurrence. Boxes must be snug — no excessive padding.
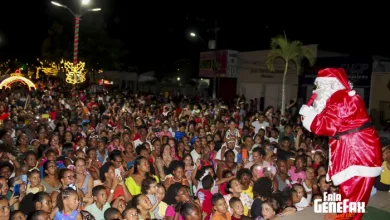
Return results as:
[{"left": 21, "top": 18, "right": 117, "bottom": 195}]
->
[{"left": 57, "top": 188, "right": 78, "bottom": 212}]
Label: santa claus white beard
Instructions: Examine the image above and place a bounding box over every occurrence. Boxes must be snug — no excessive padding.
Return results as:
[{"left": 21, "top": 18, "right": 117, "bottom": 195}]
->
[{"left": 312, "top": 78, "right": 345, "bottom": 113}]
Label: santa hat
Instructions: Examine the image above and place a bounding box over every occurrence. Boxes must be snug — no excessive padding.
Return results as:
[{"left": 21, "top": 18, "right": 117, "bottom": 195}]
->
[{"left": 318, "top": 68, "right": 356, "bottom": 96}]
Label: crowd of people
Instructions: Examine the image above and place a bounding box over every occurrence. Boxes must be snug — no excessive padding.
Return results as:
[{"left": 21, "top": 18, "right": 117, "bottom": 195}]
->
[{"left": 0, "top": 78, "right": 389, "bottom": 220}]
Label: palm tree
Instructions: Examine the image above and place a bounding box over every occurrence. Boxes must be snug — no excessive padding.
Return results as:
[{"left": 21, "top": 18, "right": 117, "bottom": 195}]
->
[{"left": 266, "top": 35, "right": 316, "bottom": 116}]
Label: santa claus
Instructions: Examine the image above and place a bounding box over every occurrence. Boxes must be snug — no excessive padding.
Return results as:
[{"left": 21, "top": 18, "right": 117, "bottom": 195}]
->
[{"left": 299, "top": 68, "right": 382, "bottom": 219}]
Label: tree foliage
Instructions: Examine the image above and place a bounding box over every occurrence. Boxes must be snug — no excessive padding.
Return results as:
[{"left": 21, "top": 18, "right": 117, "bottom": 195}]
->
[
  {"left": 266, "top": 35, "right": 316, "bottom": 115},
  {"left": 266, "top": 36, "right": 315, "bottom": 75},
  {"left": 41, "top": 22, "right": 73, "bottom": 63}
]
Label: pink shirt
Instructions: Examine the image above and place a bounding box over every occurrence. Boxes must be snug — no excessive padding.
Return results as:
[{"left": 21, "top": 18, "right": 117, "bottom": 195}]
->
[
  {"left": 289, "top": 166, "right": 306, "bottom": 183},
  {"left": 107, "top": 144, "right": 125, "bottom": 152},
  {"left": 158, "top": 131, "right": 172, "bottom": 138},
  {"left": 165, "top": 205, "right": 183, "bottom": 220}
]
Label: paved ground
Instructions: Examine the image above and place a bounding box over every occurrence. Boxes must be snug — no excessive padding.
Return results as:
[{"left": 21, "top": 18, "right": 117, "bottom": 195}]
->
[{"left": 280, "top": 191, "right": 390, "bottom": 219}]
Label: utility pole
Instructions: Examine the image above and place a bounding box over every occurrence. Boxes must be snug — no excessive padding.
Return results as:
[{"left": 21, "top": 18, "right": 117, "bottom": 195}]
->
[{"left": 208, "top": 20, "right": 220, "bottom": 99}]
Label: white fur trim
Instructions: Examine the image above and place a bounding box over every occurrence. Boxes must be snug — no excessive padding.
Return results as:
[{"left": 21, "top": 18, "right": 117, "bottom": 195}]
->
[
  {"left": 315, "top": 77, "right": 342, "bottom": 84},
  {"left": 348, "top": 90, "right": 356, "bottom": 96},
  {"left": 331, "top": 165, "right": 383, "bottom": 186},
  {"left": 302, "top": 108, "right": 318, "bottom": 132}
]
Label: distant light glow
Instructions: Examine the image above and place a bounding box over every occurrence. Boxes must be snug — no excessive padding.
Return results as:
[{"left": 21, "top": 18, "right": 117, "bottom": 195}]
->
[
  {"left": 82, "top": 0, "right": 90, "bottom": 5},
  {"left": 190, "top": 32, "right": 196, "bottom": 37},
  {"left": 51, "top": 1, "right": 65, "bottom": 7},
  {"left": 90, "top": 8, "right": 101, "bottom": 11},
  {"left": 177, "top": 77, "right": 180, "bottom": 81}
]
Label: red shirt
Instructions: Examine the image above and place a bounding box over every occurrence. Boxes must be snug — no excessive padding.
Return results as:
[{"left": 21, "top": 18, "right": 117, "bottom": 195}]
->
[
  {"left": 197, "top": 189, "right": 213, "bottom": 215},
  {"left": 106, "top": 186, "right": 125, "bottom": 200},
  {"left": 0, "top": 113, "right": 9, "bottom": 120}
]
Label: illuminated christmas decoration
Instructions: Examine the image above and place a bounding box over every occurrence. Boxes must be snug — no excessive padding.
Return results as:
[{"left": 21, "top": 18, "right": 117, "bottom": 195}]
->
[
  {"left": 64, "top": 61, "right": 86, "bottom": 84},
  {"left": 36, "top": 59, "right": 63, "bottom": 78},
  {"left": 98, "top": 79, "right": 113, "bottom": 85},
  {"left": 0, "top": 69, "right": 36, "bottom": 91},
  {"left": 28, "top": 69, "right": 35, "bottom": 79},
  {"left": 0, "top": 60, "right": 11, "bottom": 75}
]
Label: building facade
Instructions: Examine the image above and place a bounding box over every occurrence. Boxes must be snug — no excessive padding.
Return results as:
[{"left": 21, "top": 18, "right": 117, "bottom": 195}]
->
[
  {"left": 199, "top": 46, "right": 390, "bottom": 121},
  {"left": 369, "top": 58, "right": 390, "bottom": 127},
  {"left": 237, "top": 45, "right": 319, "bottom": 111}
]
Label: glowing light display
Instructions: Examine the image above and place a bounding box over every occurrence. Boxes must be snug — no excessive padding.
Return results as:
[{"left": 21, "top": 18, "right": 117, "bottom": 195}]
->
[
  {"left": 0, "top": 60, "right": 11, "bottom": 75},
  {"left": 98, "top": 79, "right": 113, "bottom": 85},
  {"left": 36, "top": 59, "right": 63, "bottom": 79},
  {"left": 0, "top": 69, "right": 36, "bottom": 91},
  {"left": 64, "top": 61, "right": 86, "bottom": 84}
]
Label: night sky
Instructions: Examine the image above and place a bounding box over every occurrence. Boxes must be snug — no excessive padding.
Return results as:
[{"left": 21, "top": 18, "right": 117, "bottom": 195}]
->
[{"left": 1, "top": 1, "right": 389, "bottom": 69}]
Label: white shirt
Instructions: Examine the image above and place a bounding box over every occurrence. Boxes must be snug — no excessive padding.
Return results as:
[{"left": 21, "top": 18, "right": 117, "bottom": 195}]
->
[
  {"left": 295, "top": 197, "right": 309, "bottom": 211},
  {"left": 215, "top": 144, "right": 239, "bottom": 162},
  {"left": 252, "top": 120, "right": 269, "bottom": 134},
  {"left": 191, "top": 149, "right": 201, "bottom": 163},
  {"left": 265, "top": 136, "right": 279, "bottom": 144}
]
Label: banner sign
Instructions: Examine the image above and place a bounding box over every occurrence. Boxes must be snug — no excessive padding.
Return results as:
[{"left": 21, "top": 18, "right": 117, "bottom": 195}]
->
[
  {"left": 199, "top": 50, "right": 238, "bottom": 78},
  {"left": 301, "top": 56, "right": 372, "bottom": 87}
]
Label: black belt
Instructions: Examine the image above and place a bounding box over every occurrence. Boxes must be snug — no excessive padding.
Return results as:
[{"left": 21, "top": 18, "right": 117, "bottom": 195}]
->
[{"left": 333, "top": 121, "right": 374, "bottom": 140}]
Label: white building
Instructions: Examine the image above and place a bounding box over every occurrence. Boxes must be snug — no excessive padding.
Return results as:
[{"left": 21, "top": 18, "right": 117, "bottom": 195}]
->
[{"left": 237, "top": 45, "right": 348, "bottom": 110}]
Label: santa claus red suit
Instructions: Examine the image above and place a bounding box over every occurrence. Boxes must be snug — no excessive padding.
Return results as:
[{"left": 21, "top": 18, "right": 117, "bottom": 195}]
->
[{"left": 299, "top": 68, "right": 382, "bottom": 220}]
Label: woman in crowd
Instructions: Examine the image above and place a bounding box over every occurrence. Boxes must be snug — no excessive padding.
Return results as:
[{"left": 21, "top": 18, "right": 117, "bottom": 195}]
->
[{"left": 0, "top": 81, "right": 365, "bottom": 220}]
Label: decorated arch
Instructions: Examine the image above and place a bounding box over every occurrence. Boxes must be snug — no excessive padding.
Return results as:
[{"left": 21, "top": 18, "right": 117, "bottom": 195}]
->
[{"left": 0, "top": 70, "right": 36, "bottom": 91}]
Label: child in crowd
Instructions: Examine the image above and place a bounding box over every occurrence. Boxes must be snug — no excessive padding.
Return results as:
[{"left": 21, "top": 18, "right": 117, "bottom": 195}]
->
[
  {"left": 53, "top": 189, "right": 82, "bottom": 220},
  {"left": 85, "top": 185, "right": 111, "bottom": 220},
  {"left": 122, "top": 207, "right": 138, "bottom": 220},
  {"left": 260, "top": 197, "right": 280, "bottom": 220},
  {"left": 164, "top": 161, "right": 190, "bottom": 188},
  {"left": 212, "top": 193, "right": 231, "bottom": 220},
  {"left": 292, "top": 184, "right": 309, "bottom": 211},
  {"left": 311, "top": 152, "right": 323, "bottom": 170},
  {"left": 26, "top": 168, "right": 45, "bottom": 194},
  {"left": 28, "top": 210, "right": 50, "bottom": 220},
  {"left": 177, "top": 202, "right": 202, "bottom": 220},
  {"left": 104, "top": 208, "right": 123, "bottom": 220},
  {"left": 229, "top": 197, "right": 244, "bottom": 220},
  {"left": 288, "top": 156, "right": 306, "bottom": 184},
  {"left": 156, "top": 183, "right": 168, "bottom": 218},
  {"left": 374, "top": 146, "right": 390, "bottom": 191},
  {"left": 197, "top": 175, "right": 214, "bottom": 219},
  {"left": 141, "top": 177, "right": 161, "bottom": 219}
]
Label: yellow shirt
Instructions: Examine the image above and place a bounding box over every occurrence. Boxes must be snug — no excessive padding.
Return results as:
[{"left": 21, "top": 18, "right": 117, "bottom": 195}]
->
[
  {"left": 158, "top": 201, "right": 168, "bottom": 218},
  {"left": 125, "top": 175, "right": 159, "bottom": 196},
  {"left": 380, "top": 161, "right": 390, "bottom": 185},
  {"left": 242, "top": 186, "right": 254, "bottom": 199}
]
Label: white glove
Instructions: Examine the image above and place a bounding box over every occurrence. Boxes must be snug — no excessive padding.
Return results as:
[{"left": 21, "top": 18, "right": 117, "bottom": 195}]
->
[{"left": 299, "top": 105, "right": 314, "bottom": 117}]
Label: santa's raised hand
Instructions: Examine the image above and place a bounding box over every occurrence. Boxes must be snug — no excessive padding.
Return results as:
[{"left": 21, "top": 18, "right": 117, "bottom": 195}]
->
[{"left": 299, "top": 104, "right": 314, "bottom": 117}]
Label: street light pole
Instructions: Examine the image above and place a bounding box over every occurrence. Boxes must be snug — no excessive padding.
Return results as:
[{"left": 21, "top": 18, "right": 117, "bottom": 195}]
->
[
  {"left": 190, "top": 20, "right": 220, "bottom": 99},
  {"left": 51, "top": 1, "right": 101, "bottom": 66},
  {"left": 73, "top": 16, "right": 80, "bottom": 65},
  {"left": 209, "top": 20, "right": 220, "bottom": 99}
]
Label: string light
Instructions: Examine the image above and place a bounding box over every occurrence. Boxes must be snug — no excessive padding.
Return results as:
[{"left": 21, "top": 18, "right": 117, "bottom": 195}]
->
[
  {"left": 0, "top": 69, "right": 36, "bottom": 91},
  {"left": 36, "top": 59, "right": 63, "bottom": 79},
  {"left": 0, "top": 60, "right": 11, "bottom": 75},
  {"left": 64, "top": 61, "right": 86, "bottom": 84}
]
